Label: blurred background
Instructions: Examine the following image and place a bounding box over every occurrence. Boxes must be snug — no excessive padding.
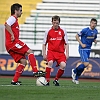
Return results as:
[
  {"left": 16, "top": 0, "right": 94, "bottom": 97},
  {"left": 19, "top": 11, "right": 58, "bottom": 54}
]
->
[{"left": 0, "top": 0, "right": 100, "bottom": 78}]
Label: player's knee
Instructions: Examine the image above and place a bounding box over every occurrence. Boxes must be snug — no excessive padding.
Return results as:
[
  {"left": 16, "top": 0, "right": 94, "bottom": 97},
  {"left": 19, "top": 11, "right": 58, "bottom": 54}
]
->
[
  {"left": 60, "top": 62, "right": 66, "bottom": 70},
  {"left": 27, "top": 49, "right": 33, "bottom": 54},
  {"left": 48, "top": 60, "right": 53, "bottom": 67},
  {"left": 83, "top": 62, "right": 89, "bottom": 67},
  {"left": 20, "top": 59, "right": 27, "bottom": 66}
]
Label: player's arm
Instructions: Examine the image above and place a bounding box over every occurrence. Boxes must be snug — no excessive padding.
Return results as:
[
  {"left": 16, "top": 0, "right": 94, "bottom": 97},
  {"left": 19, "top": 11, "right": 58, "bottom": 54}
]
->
[
  {"left": 64, "top": 28, "right": 69, "bottom": 60},
  {"left": 42, "top": 30, "right": 48, "bottom": 61},
  {"left": 42, "top": 44, "right": 47, "bottom": 61},
  {"left": 94, "top": 39, "right": 97, "bottom": 46},
  {"left": 5, "top": 24, "right": 15, "bottom": 41},
  {"left": 65, "top": 43, "right": 69, "bottom": 60},
  {"left": 75, "top": 34, "right": 86, "bottom": 48},
  {"left": 5, "top": 16, "right": 16, "bottom": 42},
  {"left": 94, "top": 32, "right": 98, "bottom": 45},
  {"left": 75, "top": 34, "right": 82, "bottom": 45}
]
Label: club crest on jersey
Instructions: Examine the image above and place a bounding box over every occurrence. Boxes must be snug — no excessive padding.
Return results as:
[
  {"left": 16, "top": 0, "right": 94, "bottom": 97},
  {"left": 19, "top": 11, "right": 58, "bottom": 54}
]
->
[
  {"left": 58, "top": 31, "right": 61, "bottom": 35},
  {"left": 16, "top": 26, "right": 19, "bottom": 29},
  {"left": 92, "top": 33, "right": 96, "bottom": 37}
]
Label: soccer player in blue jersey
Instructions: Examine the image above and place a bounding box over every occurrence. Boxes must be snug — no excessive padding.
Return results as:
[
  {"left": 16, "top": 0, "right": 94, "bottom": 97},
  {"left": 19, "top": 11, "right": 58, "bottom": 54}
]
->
[{"left": 71, "top": 18, "right": 98, "bottom": 84}]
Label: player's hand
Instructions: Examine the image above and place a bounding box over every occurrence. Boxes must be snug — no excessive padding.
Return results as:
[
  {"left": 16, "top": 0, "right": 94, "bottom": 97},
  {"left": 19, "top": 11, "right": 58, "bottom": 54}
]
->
[
  {"left": 66, "top": 54, "right": 69, "bottom": 60},
  {"left": 43, "top": 54, "right": 47, "bottom": 61},
  {"left": 81, "top": 44, "right": 86, "bottom": 48},
  {"left": 94, "top": 40, "right": 97, "bottom": 46},
  {"left": 66, "top": 56, "right": 69, "bottom": 60},
  {"left": 11, "top": 35, "right": 15, "bottom": 42}
]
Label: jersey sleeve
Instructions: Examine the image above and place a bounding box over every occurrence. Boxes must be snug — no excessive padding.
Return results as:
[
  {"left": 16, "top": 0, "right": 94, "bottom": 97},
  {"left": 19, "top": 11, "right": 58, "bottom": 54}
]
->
[
  {"left": 43, "top": 29, "right": 49, "bottom": 44},
  {"left": 78, "top": 28, "right": 87, "bottom": 36},
  {"left": 94, "top": 35, "right": 97, "bottom": 40},
  {"left": 63, "top": 28, "right": 68, "bottom": 44},
  {"left": 6, "top": 16, "right": 16, "bottom": 26},
  {"left": 94, "top": 29, "right": 98, "bottom": 39}
]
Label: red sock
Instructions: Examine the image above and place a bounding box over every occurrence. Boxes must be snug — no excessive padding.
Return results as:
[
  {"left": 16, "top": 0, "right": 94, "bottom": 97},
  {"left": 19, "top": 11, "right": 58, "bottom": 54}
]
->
[
  {"left": 45, "top": 67, "right": 51, "bottom": 82},
  {"left": 13, "top": 64, "right": 25, "bottom": 82},
  {"left": 55, "top": 69, "right": 64, "bottom": 80},
  {"left": 28, "top": 53, "right": 38, "bottom": 72}
]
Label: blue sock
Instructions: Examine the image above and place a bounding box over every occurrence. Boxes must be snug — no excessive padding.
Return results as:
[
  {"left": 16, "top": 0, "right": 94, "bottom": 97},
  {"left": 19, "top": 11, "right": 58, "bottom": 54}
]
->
[
  {"left": 77, "top": 64, "right": 85, "bottom": 76},
  {"left": 75, "top": 75, "right": 79, "bottom": 80},
  {"left": 74, "top": 64, "right": 85, "bottom": 80},
  {"left": 73, "top": 68, "right": 77, "bottom": 73},
  {"left": 74, "top": 64, "right": 85, "bottom": 73}
]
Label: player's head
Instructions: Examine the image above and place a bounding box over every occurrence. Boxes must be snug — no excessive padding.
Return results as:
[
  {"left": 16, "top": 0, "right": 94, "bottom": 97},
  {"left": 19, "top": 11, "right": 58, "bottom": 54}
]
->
[
  {"left": 90, "top": 18, "right": 97, "bottom": 30},
  {"left": 52, "top": 15, "right": 60, "bottom": 29},
  {"left": 11, "top": 3, "right": 22, "bottom": 17}
]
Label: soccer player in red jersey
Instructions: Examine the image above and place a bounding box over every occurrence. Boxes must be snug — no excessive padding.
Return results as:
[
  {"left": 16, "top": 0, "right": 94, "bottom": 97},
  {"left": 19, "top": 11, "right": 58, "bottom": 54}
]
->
[
  {"left": 42, "top": 15, "right": 69, "bottom": 86},
  {"left": 5, "top": 3, "right": 45, "bottom": 85}
]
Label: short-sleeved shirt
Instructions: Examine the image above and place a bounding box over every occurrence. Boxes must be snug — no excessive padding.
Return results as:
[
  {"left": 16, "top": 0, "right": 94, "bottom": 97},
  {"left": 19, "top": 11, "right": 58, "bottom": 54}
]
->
[
  {"left": 5, "top": 15, "right": 20, "bottom": 51},
  {"left": 5, "top": 15, "right": 29, "bottom": 63},
  {"left": 43, "top": 26, "right": 68, "bottom": 53},
  {"left": 78, "top": 27, "right": 98, "bottom": 49}
]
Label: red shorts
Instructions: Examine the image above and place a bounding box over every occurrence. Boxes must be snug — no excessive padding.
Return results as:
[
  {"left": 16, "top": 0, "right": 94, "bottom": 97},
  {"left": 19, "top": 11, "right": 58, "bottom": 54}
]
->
[
  {"left": 8, "top": 42, "right": 29, "bottom": 63},
  {"left": 47, "top": 50, "right": 66, "bottom": 67}
]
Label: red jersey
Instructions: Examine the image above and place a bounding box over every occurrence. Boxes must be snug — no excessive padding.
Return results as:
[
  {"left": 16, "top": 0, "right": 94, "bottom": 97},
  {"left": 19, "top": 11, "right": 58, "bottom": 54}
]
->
[
  {"left": 43, "top": 26, "right": 68, "bottom": 53},
  {"left": 5, "top": 15, "right": 20, "bottom": 51}
]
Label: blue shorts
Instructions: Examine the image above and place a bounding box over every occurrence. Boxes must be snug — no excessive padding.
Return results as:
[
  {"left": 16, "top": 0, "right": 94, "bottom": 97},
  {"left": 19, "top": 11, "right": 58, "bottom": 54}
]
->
[{"left": 79, "top": 49, "right": 90, "bottom": 62}]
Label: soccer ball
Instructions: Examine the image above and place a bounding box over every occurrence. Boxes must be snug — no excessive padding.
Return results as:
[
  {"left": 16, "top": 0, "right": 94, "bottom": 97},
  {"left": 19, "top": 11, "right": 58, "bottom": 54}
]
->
[{"left": 36, "top": 77, "right": 47, "bottom": 86}]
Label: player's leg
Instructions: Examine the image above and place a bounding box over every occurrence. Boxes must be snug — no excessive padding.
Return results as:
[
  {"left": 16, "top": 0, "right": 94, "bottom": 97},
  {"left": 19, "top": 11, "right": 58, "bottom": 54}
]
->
[
  {"left": 53, "top": 61, "right": 66, "bottom": 86},
  {"left": 73, "top": 62, "right": 89, "bottom": 84},
  {"left": 27, "top": 49, "right": 38, "bottom": 72},
  {"left": 26, "top": 49, "right": 45, "bottom": 77},
  {"left": 11, "top": 59, "right": 27, "bottom": 85},
  {"left": 9, "top": 50, "right": 27, "bottom": 85},
  {"left": 10, "top": 40, "right": 40, "bottom": 76},
  {"left": 72, "top": 49, "right": 86, "bottom": 84},
  {"left": 53, "top": 53, "right": 66, "bottom": 86},
  {"left": 45, "top": 60, "right": 53, "bottom": 86},
  {"left": 45, "top": 51, "right": 54, "bottom": 85},
  {"left": 72, "top": 49, "right": 85, "bottom": 83},
  {"left": 11, "top": 42, "right": 38, "bottom": 74},
  {"left": 75, "top": 50, "right": 90, "bottom": 78},
  {"left": 72, "top": 50, "right": 89, "bottom": 84},
  {"left": 12, "top": 41, "right": 45, "bottom": 77},
  {"left": 77, "top": 50, "right": 90, "bottom": 76}
]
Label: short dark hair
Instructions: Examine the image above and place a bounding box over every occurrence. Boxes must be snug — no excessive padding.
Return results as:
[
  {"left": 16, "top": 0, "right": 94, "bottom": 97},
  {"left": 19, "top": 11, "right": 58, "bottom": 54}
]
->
[
  {"left": 11, "top": 3, "right": 22, "bottom": 15},
  {"left": 90, "top": 18, "right": 97, "bottom": 24},
  {"left": 52, "top": 15, "right": 60, "bottom": 23}
]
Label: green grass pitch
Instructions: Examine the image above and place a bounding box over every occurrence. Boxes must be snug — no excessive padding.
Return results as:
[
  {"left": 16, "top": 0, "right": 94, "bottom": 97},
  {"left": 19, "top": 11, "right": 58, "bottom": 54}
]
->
[{"left": 0, "top": 76, "right": 100, "bottom": 100}]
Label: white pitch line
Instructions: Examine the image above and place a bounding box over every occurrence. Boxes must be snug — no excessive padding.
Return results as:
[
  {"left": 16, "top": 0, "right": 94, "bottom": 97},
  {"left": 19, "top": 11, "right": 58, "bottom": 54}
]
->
[
  {"left": 0, "top": 84, "right": 36, "bottom": 86},
  {"left": 0, "top": 85, "right": 18, "bottom": 86}
]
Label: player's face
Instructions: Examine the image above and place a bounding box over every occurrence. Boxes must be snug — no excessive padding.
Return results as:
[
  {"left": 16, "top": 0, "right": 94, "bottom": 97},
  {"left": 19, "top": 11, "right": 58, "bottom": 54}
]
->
[
  {"left": 15, "top": 7, "right": 22, "bottom": 18},
  {"left": 90, "top": 21, "right": 97, "bottom": 30},
  {"left": 52, "top": 19, "right": 60, "bottom": 29}
]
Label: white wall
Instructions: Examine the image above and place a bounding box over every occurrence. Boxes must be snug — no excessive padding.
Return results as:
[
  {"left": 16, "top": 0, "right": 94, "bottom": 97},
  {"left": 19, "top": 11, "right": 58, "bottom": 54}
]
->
[{"left": 0, "top": 25, "right": 5, "bottom": 53}]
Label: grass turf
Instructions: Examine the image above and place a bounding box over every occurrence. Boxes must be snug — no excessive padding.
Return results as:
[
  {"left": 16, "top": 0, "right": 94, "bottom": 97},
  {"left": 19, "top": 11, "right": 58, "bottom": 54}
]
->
[{"left": 0, "top": 76, "right": 100, "bottom": 100}]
